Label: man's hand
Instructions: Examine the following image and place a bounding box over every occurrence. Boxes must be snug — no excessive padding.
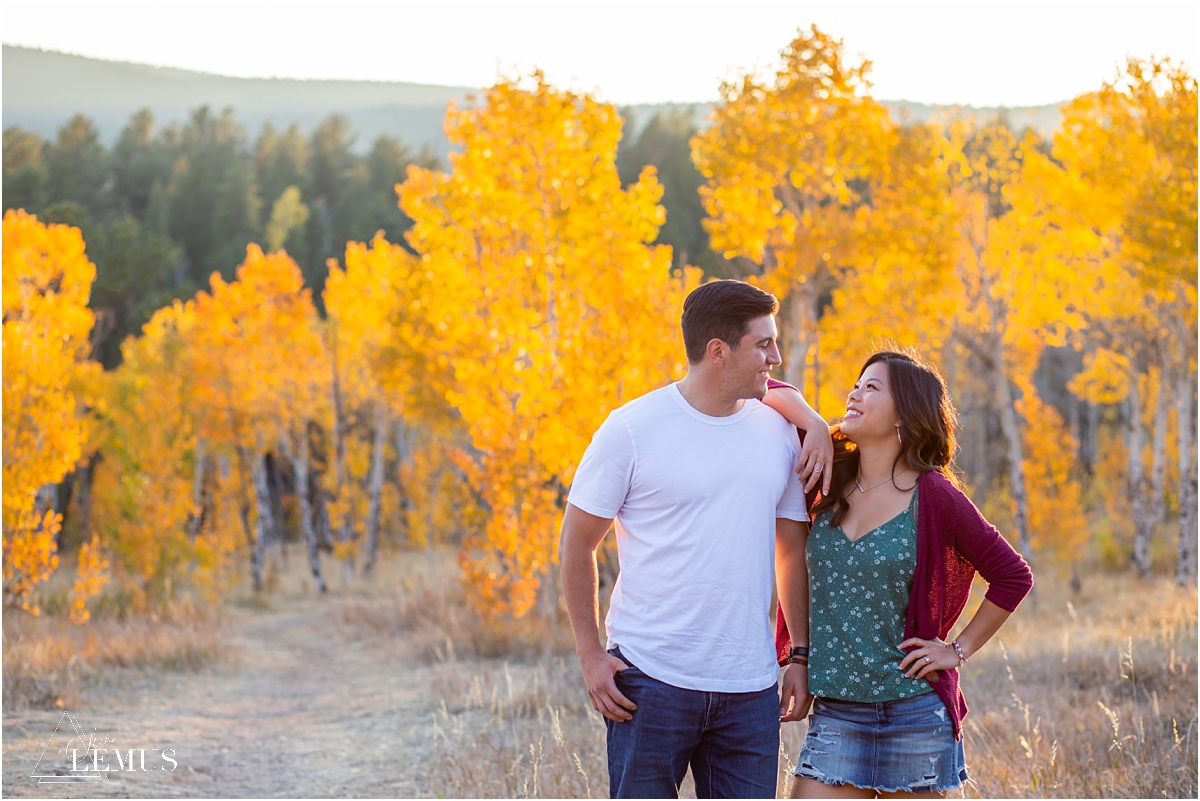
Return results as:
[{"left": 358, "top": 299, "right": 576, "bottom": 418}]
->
[
  {"left": 779, "top": 662, "right": 813, "bottom": 722},
  {"left": 580, "top": 649, "right": 637, "bottom": 722},
  {"left": 797, "top": 423, "right": 834, "bottom": 495}
]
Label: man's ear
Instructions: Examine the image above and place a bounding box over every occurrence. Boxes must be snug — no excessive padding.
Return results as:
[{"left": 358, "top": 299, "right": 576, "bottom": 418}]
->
[{"left": 705, "top": 337, "right": 727, "bottom": 366}]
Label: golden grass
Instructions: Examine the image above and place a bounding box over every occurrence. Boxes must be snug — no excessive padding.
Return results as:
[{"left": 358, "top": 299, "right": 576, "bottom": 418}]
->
[
  {"left": 356, "top": 554, "right": 1197, "bottom": 799},
  {"left": 953, "top": 573, "right": 1197, "bottom": 798},
  {"left": 2, "top": 600, "right": 226, "bottom": 711}
]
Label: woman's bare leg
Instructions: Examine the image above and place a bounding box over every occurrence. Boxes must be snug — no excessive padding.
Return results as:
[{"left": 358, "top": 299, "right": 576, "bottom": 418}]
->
[
  {"left": 877, "top": 791, "right": 945, "bottom": 799},
  {"left": 790, "top": 776, "right": 877, "bottom": 798}
]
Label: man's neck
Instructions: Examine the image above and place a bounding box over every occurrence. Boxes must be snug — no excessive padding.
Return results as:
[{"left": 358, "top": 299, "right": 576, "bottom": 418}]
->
[{"left": 676, "top": 372, "right": 746, "bottom": 418}]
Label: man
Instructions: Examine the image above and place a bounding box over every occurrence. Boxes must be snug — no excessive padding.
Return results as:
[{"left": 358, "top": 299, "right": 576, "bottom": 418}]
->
[{"left": 559, "top": 280, "right": 829, "bottom": 798}]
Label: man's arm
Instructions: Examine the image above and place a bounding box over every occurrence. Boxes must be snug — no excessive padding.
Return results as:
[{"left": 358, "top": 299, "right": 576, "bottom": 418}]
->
[
  {"left": 559, "top": 503, "right": 637, "bottom": 722},
  {"left": 776, "top": 516, "right": 813, "bottom": 722}
]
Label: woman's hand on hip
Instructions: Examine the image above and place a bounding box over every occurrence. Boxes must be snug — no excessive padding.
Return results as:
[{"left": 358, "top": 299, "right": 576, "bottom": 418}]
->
[{"left": 898, "top": 637, "right": 957, "bottom": 680}]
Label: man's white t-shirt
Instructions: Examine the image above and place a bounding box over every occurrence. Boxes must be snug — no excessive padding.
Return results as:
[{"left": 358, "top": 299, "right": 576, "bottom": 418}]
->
[{"left": 567, "top": 382, "right": 809, "bottom": 693}]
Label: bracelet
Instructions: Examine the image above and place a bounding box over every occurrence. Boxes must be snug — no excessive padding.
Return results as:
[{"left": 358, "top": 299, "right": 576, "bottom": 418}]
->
[
  {"left": 787, "top": 656, "right": 808, "bottom": 666},
  {"left": 951, "top": 639, "right": 968, "bottom": 667},
  {"left": 789, "top": 646, "right": 809, "bottom": 659}
]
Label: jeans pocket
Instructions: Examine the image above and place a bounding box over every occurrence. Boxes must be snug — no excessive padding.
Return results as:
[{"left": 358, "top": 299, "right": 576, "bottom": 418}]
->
[{"left": 607, "top": 647, "right": 642, "bottom": 676}]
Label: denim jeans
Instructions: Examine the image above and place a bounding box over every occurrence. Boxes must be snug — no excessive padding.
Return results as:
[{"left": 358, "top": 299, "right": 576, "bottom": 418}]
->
[{"left": 605, "top": 647, "right": 780, "bottom": 799}]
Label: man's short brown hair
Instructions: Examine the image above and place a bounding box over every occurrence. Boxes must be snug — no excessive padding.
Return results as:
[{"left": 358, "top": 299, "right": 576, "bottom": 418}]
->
[{"left": 680, "top": 280, "right": 780, "bottom": 364}]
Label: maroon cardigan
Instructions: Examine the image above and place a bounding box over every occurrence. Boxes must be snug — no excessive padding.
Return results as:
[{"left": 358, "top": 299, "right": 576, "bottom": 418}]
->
[{"left": 772, "top": 417, "right": 1033, "bottom": 739}]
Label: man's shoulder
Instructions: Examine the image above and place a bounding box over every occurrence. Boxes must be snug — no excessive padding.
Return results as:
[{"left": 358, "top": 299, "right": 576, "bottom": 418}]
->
[
  {"left": 610, "top": 383, "right": 676, "bottom": 423},
  {"left": 746, "top": 399, "right": 801, "bottom": 443}
]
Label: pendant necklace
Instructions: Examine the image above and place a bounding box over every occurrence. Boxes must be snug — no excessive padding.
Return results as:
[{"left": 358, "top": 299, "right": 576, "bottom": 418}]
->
[
  {"left": 855, "top": 468, "right": 913, "bottom": 494},
  {"left": 854, "top": 475, "right": 893, "bottom": 493}
]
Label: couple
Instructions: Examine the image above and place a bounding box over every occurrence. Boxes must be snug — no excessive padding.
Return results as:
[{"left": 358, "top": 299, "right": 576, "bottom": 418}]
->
[{"left": 559, "top": 280, "right": 1033, "bottom": 798}]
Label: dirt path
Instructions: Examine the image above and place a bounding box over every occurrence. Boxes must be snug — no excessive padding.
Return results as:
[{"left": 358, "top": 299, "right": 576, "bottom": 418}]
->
[{"left": 3, "top": 598, "right": 443, "bottom": 798}]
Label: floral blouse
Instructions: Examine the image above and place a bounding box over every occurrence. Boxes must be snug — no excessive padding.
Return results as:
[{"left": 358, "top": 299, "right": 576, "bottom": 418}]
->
[{"left": 806, "top": 490, "right": 933, "bottom": 702}]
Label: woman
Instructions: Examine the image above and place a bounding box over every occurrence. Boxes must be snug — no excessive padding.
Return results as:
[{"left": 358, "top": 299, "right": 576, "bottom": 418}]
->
[{"left": 764, "top": 350, "right": 1033, "bottom": 798}]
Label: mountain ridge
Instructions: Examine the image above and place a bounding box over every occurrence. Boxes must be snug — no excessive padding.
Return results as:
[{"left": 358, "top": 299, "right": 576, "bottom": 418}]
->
[{"left": 2, "top": 45, "right": 1064, "bottom": 155}]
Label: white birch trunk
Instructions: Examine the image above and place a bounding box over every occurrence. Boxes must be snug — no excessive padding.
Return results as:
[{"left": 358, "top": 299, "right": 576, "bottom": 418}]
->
[
  {"left": 362, "top": 403, "right": 388, "bottom": 577},
  {"left": 250, "top": 445, "right": 274, "bottom": 594},
  {"left": 187, "top": 437, "right": 206, "bottom": 542},
  {"left": 1151, "top": 372, "right": 1169, "bottom": 523},
  {"left": 783, "top": 284, "right": 815, "bottom": 392},
  {"left": 393, "top": 418, "right": 411, "bottom": 540},
  {"left": 329, "top": 326, "right": 353, "bottom": 573},
  {"left": 992, "top": 361, "right": 1035, "bottom": 568},
  {"left": 1128, "top": 380, "right": 1153, "bottom": 577},
  {"left": 279, "top": 426, "right": 326, "bottom": 593},
  {"left": 1176, "top": 367, "right": 1197, "bottom": 585}
]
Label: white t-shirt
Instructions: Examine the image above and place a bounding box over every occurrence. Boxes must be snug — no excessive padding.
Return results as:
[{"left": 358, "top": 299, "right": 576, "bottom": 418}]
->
[{"left": 567, "top": 382, "right": 809, "bottom": 693}]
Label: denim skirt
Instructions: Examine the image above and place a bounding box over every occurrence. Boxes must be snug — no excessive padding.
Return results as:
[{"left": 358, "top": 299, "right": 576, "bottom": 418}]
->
[{"left": 794, "top": 693, "right": 968, "bottom": 793}]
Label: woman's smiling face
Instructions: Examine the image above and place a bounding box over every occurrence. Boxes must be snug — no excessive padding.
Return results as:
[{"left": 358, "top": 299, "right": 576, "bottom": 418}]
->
[{"left": 839, "top": 361, "right": 900, "bottom": 443}]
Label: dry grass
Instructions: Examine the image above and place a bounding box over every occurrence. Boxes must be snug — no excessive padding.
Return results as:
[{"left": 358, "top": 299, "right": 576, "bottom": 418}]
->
[
  {"left": 348, "top": 552, "right": 1196, "bottom": 798},
  {"left": 2, "top": 600, "right": 226, "bottom": 711},
  {"left": 953, "top": 573, "right": 1197, "bottom": 798}
]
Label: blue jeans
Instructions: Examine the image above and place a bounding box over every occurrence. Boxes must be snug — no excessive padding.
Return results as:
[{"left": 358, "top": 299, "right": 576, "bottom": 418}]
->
[{"left": 605, "top": 647, "right": 780, "bottom": 798}]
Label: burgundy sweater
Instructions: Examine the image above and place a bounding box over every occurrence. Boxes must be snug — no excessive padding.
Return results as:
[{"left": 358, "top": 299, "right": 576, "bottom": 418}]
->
[{"left": 768, "top": 385, "right": 1034, "bottom": 740}]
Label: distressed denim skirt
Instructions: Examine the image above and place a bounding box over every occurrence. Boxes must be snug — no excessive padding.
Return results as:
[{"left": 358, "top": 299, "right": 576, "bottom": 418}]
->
[{"left": 793, "top": 693, "right": 968, "bottom": 793}]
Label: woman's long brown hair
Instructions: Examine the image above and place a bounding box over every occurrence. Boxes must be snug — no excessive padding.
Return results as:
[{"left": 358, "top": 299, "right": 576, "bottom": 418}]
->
[{"left": 811, "top": 349, "right": 962, "bottom": 529}]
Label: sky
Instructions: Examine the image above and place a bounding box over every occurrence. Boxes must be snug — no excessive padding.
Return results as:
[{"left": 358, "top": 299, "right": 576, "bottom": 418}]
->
[{"left": 3, "top": 0, "right": 1196, "bottom": 106}]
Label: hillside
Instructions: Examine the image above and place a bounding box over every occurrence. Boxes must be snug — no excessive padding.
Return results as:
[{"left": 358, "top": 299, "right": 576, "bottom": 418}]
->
[{"left": 3, "top": 45, "right": 1062, "bottom": 153}]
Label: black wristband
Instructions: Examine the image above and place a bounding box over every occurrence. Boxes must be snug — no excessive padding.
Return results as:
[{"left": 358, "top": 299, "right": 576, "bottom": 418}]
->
[{"left": 789, "top": 646, "right": 809, "bottom": 659}]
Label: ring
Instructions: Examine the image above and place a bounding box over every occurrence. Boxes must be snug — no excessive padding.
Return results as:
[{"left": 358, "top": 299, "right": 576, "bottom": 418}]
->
[{"left": 923, "top": 656, "right": 931, "bottom": 664}]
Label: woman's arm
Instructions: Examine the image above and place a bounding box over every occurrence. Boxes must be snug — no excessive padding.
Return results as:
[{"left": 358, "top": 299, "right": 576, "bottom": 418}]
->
[
  {"left": 763, "top": 385, "right": 834, "bottom": 495},
  {"left": 899, "top": 479, "right": 1032, "bottom": 679}
]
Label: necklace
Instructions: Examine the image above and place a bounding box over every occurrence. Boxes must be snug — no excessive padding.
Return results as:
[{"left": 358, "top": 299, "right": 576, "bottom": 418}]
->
[
  {"left": 854, "top": 475, "right": 893, "bottom": 493},
  {"left": 855, "top": 469, "right": 914, "bottom": 494}
]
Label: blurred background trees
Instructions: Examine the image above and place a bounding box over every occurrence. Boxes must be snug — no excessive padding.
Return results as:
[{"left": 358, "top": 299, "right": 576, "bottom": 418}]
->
[{"left": 2, "top": 28, "right": 1195, "bottom": 622}]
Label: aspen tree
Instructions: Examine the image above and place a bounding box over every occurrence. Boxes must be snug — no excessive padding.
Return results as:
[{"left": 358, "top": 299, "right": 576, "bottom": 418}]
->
[
  {"left": 2, "top": 210, "right": 97, "bottom": 611},
  {"left": 1056, "top": 58, "right": 1197, "bottom": 581},
  {"left": 396, "top": 74, "right": 697, "bottom": 615},
  {"left": 692, "top": 26, "right": 892, "bottom": 395},
  {"left": 190, "top": 245, "right": 323, "bottom": 592}
]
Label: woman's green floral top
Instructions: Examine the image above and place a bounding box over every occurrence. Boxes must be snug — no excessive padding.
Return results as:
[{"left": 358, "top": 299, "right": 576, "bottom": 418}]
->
[{"left": 806, "top": 489, "right": 934, "bottom": 702}]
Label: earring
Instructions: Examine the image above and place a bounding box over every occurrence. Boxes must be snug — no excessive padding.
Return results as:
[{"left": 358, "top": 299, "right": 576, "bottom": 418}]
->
[{"left": 897, "top": 427, "right": 902, "bottom": 444}]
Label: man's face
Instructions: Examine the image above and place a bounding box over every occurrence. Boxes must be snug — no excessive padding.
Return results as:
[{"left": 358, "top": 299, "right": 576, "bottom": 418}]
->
[{"left": 725, "top": 315, "right": 782, "bottom": 399}]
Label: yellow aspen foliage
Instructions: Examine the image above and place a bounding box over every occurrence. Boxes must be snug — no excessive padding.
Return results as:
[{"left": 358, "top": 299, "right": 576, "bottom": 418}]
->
[
  {"left": 395, "top": 73, "right": 698, "bottom": 615},
  {"left": 1052, "top": 58, "right": 1196, "bottom": 406},
  {"left": 190, "top": 245, "right": 320, "bottom": 443},
  {"left": 1016, "top": 396, "right": 1091, "bottom": 561},
  {"left": 807, "top": 121, "right": 961, "bottom": 414},
  {"left": 2, "top": 209, "right": 96, "bottom": 610},
  {"left": 1069, "top": 348, "right": 1134, "bottom": 405},
  {"left": 691, "top": 26, "right": 893, "bottom": 391},
  {"left": 68, "top": 534, "right": 110, "bottom": 624},
  {"left": 90, "top": 300, "right": 207, "bottom": 604}
]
